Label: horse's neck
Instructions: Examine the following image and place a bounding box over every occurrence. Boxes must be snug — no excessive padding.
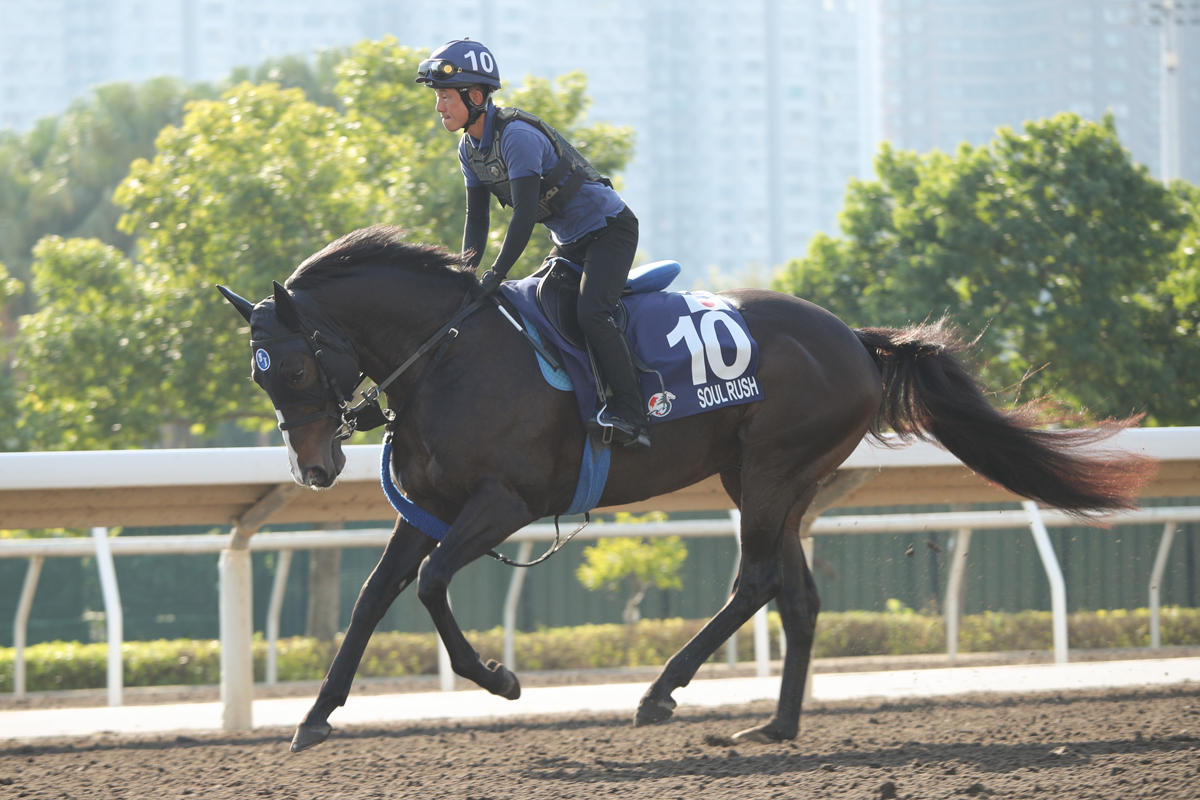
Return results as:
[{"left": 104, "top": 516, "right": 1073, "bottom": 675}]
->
[{"left": 326, "top": 274, "right": 468, "bottom": 384}]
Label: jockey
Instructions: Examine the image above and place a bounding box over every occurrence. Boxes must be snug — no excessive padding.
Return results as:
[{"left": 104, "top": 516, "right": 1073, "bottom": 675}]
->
[{"left": 416, "top": 39, "right": 650, "bottom": 451}]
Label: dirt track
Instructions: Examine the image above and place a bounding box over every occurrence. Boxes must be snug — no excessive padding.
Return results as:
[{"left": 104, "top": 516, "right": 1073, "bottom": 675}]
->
[{"left": 2, "top": 685, "right": 1197, "bottom": 799}]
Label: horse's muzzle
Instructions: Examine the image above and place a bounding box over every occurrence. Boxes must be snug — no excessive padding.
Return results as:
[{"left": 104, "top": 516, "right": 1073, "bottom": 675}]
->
[{"left": 304, "top": 465, "right": 335, "bottom": 488}]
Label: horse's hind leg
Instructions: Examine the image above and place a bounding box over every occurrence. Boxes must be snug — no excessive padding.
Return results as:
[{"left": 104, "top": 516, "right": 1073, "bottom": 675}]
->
[
  {"left": 732, "top": 529, "right": 819, "bottom": 742},
  {"left": 635, "top": 477, "right": 819, "bottom": 729}
]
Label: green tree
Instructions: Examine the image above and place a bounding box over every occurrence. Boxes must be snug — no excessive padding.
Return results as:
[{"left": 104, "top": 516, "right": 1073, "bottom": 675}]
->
[
  {"left": 228, "top": 49, "right": 347, "bottom": 110},
  {"left": 577, "top": 513, "right": 687, "bottom": 625},
  {"left": 11, "top": 81, "right": 401, "bottom": 448},
  {"left": 776, "top": 113, "right": 1196, "bottom": 423},
  {"left": 11, "top": 237, "right": 176, "bottom": 449},
  {"left": 1161, "top": 181, "right": 1200, "bottom": 340},
  {"left": 5, "top": 40, "right": 636, "bottom": 450},
  {"left": 0, "top": 79, "right": 221, "bottom": 316},
  {"left": 336, "top": 37, "right": 635, "bottom": 277},
  {"left": 110, "top": 81, "right": 403, "bottom": 442},
  {"left": 0, "top": 262, "right": 26, "bottom": 451}
]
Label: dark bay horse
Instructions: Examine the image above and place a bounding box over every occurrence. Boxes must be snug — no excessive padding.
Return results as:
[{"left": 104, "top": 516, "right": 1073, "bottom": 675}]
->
[{"left": 219, "top": 225, "right": 1150, "bottom": 753}]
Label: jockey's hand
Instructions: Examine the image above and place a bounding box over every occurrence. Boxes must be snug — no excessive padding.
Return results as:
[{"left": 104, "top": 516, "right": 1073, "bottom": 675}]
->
[{"left": 479, "top": 269, "right": 503, "bottom": 294}]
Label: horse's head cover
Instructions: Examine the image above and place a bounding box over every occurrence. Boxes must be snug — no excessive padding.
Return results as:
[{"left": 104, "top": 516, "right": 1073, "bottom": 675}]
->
[{"left": 249, "top": 284, "right": 361, "bottom": 413}]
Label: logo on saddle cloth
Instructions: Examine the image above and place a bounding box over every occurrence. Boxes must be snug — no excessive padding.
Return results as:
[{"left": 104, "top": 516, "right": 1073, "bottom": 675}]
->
[{"left": 648, "top": 391, "right": 676, "bottom": 418}]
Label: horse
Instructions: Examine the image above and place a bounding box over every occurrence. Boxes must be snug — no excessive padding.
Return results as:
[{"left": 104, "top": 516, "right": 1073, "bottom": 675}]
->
[{"left": 218, "top": 225, "right": 1151, "bottom": 753}]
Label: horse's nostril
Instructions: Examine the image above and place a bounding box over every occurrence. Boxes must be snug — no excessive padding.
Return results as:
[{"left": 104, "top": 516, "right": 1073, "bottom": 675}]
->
[{"left": 306, "top": 466, "right": 329, "bottom": 486}]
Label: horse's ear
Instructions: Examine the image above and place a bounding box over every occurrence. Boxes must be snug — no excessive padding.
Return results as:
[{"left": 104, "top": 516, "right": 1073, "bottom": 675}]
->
[
  {"left": 273, "top": 280, "right": 302, "bottom": 331},
  {"left": 216, "top": 285, "right": 255, "bottom": 324}
]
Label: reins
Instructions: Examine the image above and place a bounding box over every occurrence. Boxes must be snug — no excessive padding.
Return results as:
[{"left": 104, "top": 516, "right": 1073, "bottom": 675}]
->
[
  {"left": 344, "top": 289, "right": 487, "bottom": 432},
  {"left": 486, "top": 515, "right": 591, "bottom": 568},
  {"left": 342, "top": 285, "right": 589, "bottom": 569}
]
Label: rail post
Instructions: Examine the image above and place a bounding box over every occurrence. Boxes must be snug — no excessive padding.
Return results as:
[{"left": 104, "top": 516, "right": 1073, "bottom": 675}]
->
[
  {"left": 221, "top": 483, "right": 301, "bottom": 730},
  {"left": 726, "top": 510, "right": 741, "bottom": 668},
  {"left": 92, "top": 527, "right": 123, "bottom": 707},
  {"left": 502, "top": 541, "right": 535, "bottom": 670},
  {"left": 1023, "top": 502, "right": 1068, "bottom": 664},
  {"left": 13, "top": 556, "right": 44, "bottom": 697},
  {"left": 266, "top": 549, "right": 293, "bottom": 685},
  {"left": 219, "top": 547, "right": 254, "bottom": 727},
  {"left": 1149, "top": 522, "right": 1177, "bottom": 649},
  {"left": 944, "top": 527, "right": 972, "bottom": 660}
]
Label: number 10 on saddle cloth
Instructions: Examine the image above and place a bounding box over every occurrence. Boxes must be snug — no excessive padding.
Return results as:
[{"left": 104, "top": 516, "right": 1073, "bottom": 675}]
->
[{"left": 501, "top": 280, "right": 765, "bottom": 426}]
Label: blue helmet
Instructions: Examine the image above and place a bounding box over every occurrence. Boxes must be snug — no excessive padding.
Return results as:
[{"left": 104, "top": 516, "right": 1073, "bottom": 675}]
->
[{"left": 415, "top": 39, "right": 501, "bottom": 89}]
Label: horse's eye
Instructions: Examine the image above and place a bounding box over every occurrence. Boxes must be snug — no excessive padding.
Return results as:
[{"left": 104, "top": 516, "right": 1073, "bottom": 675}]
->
[{"left": 279, "top": 352, "right": 317, "bottom": 390}]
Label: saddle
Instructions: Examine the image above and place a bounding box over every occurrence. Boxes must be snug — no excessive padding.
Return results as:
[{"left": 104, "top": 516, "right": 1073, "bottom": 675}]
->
[{"left": 533, "top": 257, "right": 681, "bottom": 350}]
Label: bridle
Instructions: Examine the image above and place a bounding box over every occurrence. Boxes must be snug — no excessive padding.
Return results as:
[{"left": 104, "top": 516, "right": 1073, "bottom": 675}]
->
[
  {"left": 301, "top": 289, "right": 492, "bottom": 440},
  {"left": 264, "top": 282, "right": 587, "bottom": 569}
]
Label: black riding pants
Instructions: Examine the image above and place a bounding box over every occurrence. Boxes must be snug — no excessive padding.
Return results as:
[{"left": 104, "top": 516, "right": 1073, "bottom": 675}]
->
[{"left": 547, "top": 206, "right": 644, "bottom": 423}]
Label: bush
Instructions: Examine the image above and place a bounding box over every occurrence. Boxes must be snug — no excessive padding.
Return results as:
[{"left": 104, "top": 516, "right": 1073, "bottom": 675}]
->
[{"left": 2, "top": 607, "right": 1198, "bottom": 693}]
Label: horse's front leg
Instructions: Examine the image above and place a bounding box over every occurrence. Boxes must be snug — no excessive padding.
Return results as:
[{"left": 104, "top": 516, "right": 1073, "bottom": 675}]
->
[
  {"left": 291, "top": 519, "right": 436, "bottom": 753},
  {"left": 417, "top": 477, "right": 534, "bottom": 698}
]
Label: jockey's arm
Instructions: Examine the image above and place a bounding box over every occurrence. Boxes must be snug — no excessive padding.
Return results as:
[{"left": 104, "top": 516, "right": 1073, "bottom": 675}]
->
[
  {"left": 487, "top": 174, "right": 539, "bottom": 279},
  {"left": 463, "top": 184, "right": 491, "bottom": 271}
]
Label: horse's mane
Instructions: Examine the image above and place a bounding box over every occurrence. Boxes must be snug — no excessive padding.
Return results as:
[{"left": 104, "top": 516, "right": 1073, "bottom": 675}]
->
[{"left": 285, "top": 225, "right": 474, "bottom": 291}]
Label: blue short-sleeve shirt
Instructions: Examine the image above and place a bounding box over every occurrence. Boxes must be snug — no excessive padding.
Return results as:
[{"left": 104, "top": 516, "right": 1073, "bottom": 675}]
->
[{"left": 459, "top": 102, "right": 626, "bottom": 246}]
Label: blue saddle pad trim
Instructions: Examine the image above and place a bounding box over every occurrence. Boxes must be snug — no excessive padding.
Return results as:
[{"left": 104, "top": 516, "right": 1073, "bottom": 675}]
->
[
  {"left": 380, "top": 432, "right": 610, "bottom": 539},
  {"left": 380, "top": 441, "right": 451, "bottom": 540},
  {"left": 521, "top": 311, "right": 572, "bottom": 391},
  {"left": 520, "top": 312, "right": 608, "bottom": 515},
  {"left": 564, "top": 435, "right": 611, "bottom": 516}
]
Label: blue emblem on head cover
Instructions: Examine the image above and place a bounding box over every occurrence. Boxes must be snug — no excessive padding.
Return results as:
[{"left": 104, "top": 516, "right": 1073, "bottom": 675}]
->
[{"left": 255, "top": 348, "right": 270, "bottom": 371}]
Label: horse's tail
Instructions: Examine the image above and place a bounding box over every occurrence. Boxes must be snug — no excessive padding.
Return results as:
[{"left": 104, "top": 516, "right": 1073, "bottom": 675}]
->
[{"left": 853, "top": 319, "right": 1154, "bottom": 512}]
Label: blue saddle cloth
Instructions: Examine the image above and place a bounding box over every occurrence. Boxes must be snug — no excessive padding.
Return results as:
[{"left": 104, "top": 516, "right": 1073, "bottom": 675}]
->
[
  {"left": 378, "top": 260, "right": 765, "bottom": 535},
  {"left": 499, "top": 263, "right": 764, "bottom": 429}
]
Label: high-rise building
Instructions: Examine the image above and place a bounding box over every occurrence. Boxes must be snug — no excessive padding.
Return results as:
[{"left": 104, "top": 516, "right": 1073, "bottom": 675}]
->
[
  {"left": 0, "top": 0, "right": 387, "bottom": 130},
  {"left": 384, "top": 0, "right": 866, "bottom": 283},
  {"left": 0, "top": 0, "right": 868, "bottom": 284},
  {"left": 12, "top": 2, "right": 1192, "bottom": 279},
  {"left": 873, "top": 0, "right": 1200, "bottom": 183}
]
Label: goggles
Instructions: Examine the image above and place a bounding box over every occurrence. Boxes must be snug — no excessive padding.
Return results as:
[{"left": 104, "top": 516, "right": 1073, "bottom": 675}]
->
[{"left": 417, "top": 59, "right": 473, "bottom": 82}]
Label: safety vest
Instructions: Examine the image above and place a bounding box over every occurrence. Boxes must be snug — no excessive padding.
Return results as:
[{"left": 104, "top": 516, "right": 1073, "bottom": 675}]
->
[{"left": 463, "top": 107, "right": 613, "bottom": 222}]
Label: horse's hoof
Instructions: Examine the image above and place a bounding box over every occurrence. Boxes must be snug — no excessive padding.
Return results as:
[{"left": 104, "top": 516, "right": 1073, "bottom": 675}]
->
[
  {"left": 732, "top": 722, "right": 795, "bottom": 744},
  {"left": 634, "top": 694, "right": 677, "bottom": 727},
  {"left": 290, "top": 722, "right": 332, "bottom": 753},
  {"left": 484, "top": 659, "right": 521, "bottom": 700}
]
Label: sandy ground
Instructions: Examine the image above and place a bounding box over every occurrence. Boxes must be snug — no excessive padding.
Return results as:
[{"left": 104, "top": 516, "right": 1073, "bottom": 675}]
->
[
  {"left": 5, "top": 647, "right": 1197, "bottom": 712},
  {"left": 1, "top": 683, "right": 1197, "bottom": 799}
]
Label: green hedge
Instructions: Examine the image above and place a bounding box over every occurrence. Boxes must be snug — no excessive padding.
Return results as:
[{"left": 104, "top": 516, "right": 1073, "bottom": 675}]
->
[{"left": 3, "top": 607, "right": 1198, "bottom": 693}]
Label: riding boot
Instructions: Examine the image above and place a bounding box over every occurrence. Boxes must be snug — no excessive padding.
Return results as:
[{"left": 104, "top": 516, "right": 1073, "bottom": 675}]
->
[{"left": 586, "top": 317, "right": 651, "bottom": 450}]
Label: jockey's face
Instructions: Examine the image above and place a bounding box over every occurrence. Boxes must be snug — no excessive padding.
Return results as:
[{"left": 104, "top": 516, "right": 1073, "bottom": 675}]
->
[{"left": 434, "top": 88, "right": 485, "bottom": 133}]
